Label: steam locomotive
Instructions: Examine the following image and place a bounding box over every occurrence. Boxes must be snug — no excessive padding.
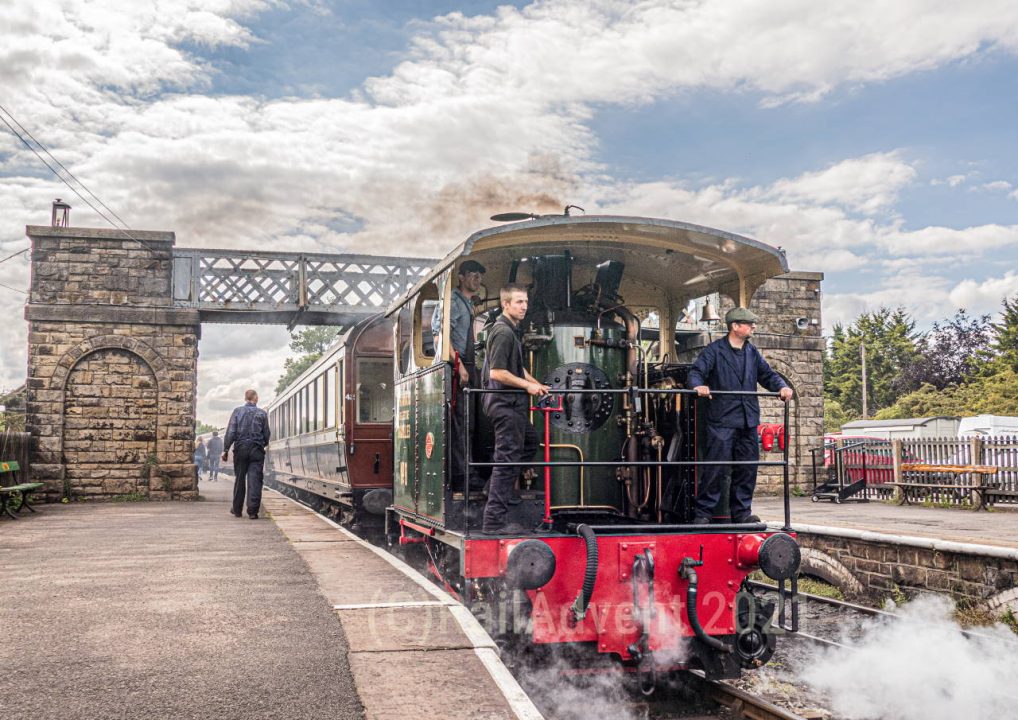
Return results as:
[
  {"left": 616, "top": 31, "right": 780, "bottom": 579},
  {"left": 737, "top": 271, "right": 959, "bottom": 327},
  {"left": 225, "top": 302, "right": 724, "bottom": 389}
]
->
[{"left": 265, "top": 215, "right": 800, "bottom": 684}]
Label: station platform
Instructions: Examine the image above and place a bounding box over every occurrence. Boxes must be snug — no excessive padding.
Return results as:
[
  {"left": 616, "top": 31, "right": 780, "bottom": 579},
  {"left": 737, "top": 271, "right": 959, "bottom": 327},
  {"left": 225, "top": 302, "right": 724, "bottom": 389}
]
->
[
  {"left": 756, "top": 495, "right": 1018, "bottom": 551},
  {"left": 0, "top": 480, "right": 540, "bottom": 720}
]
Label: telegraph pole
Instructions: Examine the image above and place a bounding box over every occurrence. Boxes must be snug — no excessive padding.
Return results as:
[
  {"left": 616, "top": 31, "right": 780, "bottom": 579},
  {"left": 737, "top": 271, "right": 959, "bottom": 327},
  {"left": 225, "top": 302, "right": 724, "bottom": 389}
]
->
[{"left": 860, "top": 341, "right": 868, "bottom": 419}]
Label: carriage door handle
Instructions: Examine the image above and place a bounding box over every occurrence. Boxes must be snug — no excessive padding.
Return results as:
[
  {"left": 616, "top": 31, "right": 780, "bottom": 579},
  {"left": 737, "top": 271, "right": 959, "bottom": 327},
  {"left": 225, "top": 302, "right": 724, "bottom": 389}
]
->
[{"left": 373, "top": 453, "right": 381, "bottom": 474}]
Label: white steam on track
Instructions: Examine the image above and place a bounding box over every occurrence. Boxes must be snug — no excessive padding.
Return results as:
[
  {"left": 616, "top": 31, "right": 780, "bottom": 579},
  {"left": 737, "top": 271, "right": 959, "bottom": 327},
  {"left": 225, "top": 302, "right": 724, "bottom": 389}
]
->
[{"left": 801, "top": 595, "right": 1018, "bottom": 720}]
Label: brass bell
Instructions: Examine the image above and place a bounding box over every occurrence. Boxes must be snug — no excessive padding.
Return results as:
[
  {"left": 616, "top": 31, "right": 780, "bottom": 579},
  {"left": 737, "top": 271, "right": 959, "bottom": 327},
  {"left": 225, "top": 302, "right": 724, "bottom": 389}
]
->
[{"left": 699, "top": 300, "right": 721, "bottom": 324}]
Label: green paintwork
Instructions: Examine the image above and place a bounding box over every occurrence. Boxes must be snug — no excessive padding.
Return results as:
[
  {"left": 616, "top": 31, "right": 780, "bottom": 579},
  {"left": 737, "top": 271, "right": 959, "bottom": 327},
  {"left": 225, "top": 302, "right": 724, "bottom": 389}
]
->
[
  {"left": 393, "top": 362, "right": 449, "bottom": 522},
  {"left": 416, "top": 364, "right": 447, "bottom": 521},
  {"left": 393, "top": 375, "right": 415, "bottom": 512},
  {"left": 528, "top": 321, "right": 627, "bottom": 511}
]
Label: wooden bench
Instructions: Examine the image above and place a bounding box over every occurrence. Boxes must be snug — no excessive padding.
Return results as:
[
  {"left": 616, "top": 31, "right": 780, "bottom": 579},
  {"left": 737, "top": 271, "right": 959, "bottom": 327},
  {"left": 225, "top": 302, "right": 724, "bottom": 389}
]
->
[
  {"left": 888, "top": 463, "right": 1000, "bottom": 511},
  {"left": 0, "top": 461, "right": 44, "bottom": 520}
]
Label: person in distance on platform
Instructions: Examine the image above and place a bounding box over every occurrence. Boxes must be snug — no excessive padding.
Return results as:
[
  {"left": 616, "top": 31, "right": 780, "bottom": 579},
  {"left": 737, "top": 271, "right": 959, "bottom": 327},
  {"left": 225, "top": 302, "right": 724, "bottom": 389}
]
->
[
  {"left": 193, "top": 438, "right": 207, "bottom": 482},
  {"left": 431, "top": 259, "right": 487, "bottom": 491},
  {"left": 206, "top": 430, "right": 223, "bottom": 482},
  {"left": 480, "top": 283, "right": 549, "bottom": 535},
  {"left": 687, "top": 307, "right": 793, "bottom": 525},
  {"left": 222, "top": 389, "right": 271, "bottom": 519}
]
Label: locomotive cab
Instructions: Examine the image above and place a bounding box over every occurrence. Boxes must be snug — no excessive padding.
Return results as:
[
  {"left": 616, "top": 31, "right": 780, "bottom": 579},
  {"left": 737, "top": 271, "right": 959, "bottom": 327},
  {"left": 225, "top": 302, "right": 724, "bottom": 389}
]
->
[{"left": 387, "top": 215, "right": 802, "bottom": 680}]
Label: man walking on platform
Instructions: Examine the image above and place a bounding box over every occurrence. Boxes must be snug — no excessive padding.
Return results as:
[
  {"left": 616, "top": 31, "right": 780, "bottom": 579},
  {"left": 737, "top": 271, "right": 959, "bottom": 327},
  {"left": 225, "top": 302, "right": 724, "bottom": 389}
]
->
[
  {"left": 688, "top": 307, "right": 792, "bottom": 524},
  {"left": 222, "top": 389, "right": 271, "bottom": 519},
  {"left": 206, "top": 430, "right": 223, "bottom": 482}
]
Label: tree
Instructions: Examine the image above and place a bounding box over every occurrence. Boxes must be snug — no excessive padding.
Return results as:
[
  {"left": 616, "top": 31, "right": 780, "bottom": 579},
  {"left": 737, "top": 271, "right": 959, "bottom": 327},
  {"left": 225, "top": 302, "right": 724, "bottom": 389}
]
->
[
  {"left": 825, "top": 307, "right": 920, "bottom": 416},
  {"left": 893, "top": 309, "right": 993, "bottom": 394},
  {"left": 195, "top": 420, "right": 218, "bottom": 435},
  {"left": 990, "top": 295, "right": 1018, "bottom": 373},
  {"left": 823, "top": 398, "right": 856, "bottom": 433},
  {"left": 275, "top": 326, "right": 342, "bottom": 394}
]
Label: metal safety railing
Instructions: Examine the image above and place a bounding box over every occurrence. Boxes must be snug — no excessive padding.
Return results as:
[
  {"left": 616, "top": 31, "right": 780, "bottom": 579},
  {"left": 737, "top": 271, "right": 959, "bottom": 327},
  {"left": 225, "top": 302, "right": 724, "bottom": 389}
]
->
[{"left": 462, "top": 386, "right": 794, "bottom": 532}]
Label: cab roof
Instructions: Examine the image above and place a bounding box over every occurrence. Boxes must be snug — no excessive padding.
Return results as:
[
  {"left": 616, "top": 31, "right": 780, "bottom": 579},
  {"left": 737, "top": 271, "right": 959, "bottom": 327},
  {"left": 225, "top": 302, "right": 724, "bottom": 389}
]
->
[{"left": 386, "top": 215, "right": 788, "bottom": 315}]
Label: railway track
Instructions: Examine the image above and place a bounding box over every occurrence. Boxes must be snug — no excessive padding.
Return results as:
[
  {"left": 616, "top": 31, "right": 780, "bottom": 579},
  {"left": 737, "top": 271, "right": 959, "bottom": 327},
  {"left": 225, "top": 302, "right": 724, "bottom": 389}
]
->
[
  {"left": 690, "top": 672, "right": 810, "bottom": 720},
  {"left": 272, "top": 482, "right": 810, "bottom": 720},
  {"left": 750, "top": 579, "right": 1018, "bottom": 652}
]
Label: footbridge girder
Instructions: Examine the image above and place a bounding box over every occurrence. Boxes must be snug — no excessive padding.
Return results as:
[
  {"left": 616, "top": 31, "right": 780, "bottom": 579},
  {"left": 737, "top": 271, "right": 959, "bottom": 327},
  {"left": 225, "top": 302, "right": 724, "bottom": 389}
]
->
[{"left": 170, "top": 248, "right": 437, "bottom": 326}]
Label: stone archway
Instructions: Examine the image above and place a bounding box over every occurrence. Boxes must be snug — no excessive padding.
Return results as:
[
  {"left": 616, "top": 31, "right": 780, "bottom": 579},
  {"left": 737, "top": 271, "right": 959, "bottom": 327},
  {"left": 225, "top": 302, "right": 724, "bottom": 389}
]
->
[
  {"left": 799, "top": 547, "right": 866, "bottom": 598},
  {"left": 62, "top": 348, "right": 160, "bottom": 498}
]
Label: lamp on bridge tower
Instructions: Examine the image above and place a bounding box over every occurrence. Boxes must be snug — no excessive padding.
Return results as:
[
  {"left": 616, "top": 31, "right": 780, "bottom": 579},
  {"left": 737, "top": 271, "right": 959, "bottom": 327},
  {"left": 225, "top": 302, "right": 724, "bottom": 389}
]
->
[{"left": 51, "top": 198, "right": 71, "bottom": 227}]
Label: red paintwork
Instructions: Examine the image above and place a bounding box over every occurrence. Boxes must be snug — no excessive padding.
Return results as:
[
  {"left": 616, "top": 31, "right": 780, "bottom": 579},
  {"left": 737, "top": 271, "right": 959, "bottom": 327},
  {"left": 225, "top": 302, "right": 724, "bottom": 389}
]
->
[
  {"left": 529, "top": 397, "right": 564, "bottom": 525},
  {"left": 463, "top": 531, "right": 787, "bottom": 661}
]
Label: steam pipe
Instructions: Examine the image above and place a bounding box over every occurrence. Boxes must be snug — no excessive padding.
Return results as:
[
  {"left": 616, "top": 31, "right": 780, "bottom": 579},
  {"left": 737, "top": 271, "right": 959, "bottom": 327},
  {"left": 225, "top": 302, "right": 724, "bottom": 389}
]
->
[
  {"left": 680, "top": 558, "right": 732, "bottom": 653},
  {"left": 570, "top": 524, "right": 599, "bottom": 623},
  {"left": 614, "top": 305, "right": 640, "bottom": 379}
]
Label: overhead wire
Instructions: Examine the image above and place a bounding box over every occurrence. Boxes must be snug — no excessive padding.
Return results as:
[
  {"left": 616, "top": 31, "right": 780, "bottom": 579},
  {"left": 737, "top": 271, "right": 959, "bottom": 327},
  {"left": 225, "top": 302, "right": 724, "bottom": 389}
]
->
[{"left": 0, "top": 103, "right": 162, "bottom": 257}]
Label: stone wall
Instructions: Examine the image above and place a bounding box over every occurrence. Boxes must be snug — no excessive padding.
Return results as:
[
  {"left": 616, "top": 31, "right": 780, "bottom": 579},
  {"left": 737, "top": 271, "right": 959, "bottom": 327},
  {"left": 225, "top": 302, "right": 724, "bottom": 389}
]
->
[
  {"left": 797, "top": 531, "right": 1018, "bottom": 613},
  {"left": 676, "top": 271, "right": 825, "bottom": 491},
  {"left": 25, "top": 226, "right": 200, "bottom": 500}
]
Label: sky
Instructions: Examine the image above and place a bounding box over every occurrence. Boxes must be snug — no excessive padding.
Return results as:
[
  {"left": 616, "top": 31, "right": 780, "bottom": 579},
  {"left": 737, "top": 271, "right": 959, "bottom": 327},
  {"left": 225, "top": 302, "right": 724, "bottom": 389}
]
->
[{"left": 1, "top": 0, "right": 1017, "bottom": 426}]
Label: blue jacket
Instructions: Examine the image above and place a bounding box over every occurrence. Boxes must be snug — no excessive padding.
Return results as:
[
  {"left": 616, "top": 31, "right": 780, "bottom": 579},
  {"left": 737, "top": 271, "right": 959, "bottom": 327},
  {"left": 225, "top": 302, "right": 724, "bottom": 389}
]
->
[
  {"left": 687, "top": 337, "right": 788, "bottom": 428},
  {"left": 223, "top": 402, "right": 270, "bottom": 452}
]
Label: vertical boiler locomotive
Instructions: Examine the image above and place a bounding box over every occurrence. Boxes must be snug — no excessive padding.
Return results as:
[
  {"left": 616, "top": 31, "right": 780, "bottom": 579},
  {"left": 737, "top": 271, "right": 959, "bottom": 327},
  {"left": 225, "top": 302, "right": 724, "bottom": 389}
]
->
[{"left": 387, "top": 215, "right": 800, "bottom": 682}]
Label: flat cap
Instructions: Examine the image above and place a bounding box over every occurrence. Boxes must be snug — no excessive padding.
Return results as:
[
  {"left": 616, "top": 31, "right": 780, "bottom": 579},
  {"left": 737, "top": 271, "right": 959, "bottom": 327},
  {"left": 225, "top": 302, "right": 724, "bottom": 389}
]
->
[
  {"left": 725, "top": 307, "right": 759, "bottom": 324},
  {"left": 458, "top": 259, "right": 486, "bottom": 274}
]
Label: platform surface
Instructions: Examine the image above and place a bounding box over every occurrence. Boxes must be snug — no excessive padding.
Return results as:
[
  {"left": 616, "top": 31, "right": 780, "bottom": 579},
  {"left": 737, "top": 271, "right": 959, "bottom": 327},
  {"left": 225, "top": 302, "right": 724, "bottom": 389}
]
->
[
  {"left": 0, "top": 479, "right": 538, "bottom": 720},
  {"left": 755, "top": 495, "right": 1018, "bottom": 549}
]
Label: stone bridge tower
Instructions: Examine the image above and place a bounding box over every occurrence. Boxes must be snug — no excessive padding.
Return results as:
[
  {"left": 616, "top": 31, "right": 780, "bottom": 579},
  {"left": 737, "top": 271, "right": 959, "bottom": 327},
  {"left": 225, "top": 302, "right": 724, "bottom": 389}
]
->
[{"left": 25, "top": 226, "right": 199, "bottom": 500}]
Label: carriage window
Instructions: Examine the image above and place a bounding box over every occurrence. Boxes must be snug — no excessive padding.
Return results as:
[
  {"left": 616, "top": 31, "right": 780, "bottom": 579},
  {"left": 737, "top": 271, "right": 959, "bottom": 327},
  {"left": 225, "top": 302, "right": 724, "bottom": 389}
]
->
[
  {"left": 325, "top": 366, "right": 337, "bottom": 428},
  {"left": 337, "top": 360, "right": 345, "bottom": 426},
  {"left": 315, "top": 374, "right": 326, "bottom": 430},
  {"left": 357, "top": 357, "right": 393, "bottom": 423}
]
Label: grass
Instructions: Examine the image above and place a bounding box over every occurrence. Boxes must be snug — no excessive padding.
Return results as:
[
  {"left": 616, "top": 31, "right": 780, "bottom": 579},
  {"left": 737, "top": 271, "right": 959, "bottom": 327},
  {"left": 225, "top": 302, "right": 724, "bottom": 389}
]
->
[
  {"left": 749, "top": 571, "right": 846, "bottom": 601},
  {"left": 107, "top": 493, "right": 148, "bottom": 502},
  {"left": 796, "top": 576, "right": 845, "bottom": 600},
  {"left": 955, "top": 603, "right": 1018, "bottom": 637}
]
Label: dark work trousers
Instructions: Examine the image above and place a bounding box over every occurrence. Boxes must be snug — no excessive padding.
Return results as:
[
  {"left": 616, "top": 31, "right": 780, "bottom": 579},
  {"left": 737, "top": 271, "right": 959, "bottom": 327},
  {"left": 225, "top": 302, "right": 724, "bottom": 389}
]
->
[
  {"left": 695, "top": 425, "right": 759, "bottom": 521},
  {"left": 232, "top": 443, "right": 265, "bottom": 517},
  {"left": 482, "top": 400, "right": 539, "bottom": 531}
]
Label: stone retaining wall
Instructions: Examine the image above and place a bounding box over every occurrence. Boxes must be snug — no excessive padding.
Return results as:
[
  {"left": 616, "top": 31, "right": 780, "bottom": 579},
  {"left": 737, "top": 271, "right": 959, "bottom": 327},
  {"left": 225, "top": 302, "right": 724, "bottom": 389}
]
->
[{"left": 795, "top": 530, "right": 1018, "bottom": 612}]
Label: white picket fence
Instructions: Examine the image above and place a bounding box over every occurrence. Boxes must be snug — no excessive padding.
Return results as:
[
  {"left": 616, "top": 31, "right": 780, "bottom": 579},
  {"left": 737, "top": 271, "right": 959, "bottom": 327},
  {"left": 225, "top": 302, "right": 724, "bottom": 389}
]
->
[{"left": 899, "top": 434, "right": 1018, "bottom": 506}]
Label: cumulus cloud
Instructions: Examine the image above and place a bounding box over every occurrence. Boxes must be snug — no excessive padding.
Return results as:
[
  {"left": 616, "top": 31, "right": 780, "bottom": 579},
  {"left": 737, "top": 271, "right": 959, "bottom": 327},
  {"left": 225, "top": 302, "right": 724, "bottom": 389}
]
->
[
  {"left": 3, "top": 0, "right": 1018, "bottom": 417},
  {"left": 948, "top": 272, "right": 1018, "bottom": 315},
  {"left": 761, "top": 152, "right": 916, "bottom": 215}
]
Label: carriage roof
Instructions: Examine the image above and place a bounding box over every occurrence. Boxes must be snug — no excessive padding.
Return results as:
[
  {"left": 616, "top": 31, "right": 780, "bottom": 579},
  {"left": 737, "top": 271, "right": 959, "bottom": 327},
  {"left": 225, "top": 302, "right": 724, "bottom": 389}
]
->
[{"left": 387, "top": 215, "right": 788, "bottom": 315}]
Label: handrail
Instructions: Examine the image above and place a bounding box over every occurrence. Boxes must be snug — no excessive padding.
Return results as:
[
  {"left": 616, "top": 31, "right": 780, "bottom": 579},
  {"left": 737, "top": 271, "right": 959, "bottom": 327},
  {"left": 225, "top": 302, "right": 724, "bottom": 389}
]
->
[{"left": 463, "top": 386, "right": 795, "bottom": 531}]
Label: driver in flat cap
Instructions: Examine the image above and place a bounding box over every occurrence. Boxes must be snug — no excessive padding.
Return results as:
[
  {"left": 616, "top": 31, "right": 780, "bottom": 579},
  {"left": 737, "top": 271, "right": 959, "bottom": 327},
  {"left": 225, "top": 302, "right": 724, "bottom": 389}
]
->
[
  {"left": 432, "top": 259, "right": 487, "bottom": 491},
  {"left": 687, "top": 307, "right": 793, "bottom": 524}
]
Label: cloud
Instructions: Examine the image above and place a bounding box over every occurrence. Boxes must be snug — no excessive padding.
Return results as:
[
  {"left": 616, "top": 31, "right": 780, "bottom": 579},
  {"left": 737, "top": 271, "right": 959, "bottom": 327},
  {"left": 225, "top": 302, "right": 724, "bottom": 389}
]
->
[
  {"left": 760, "top": 152, "right": 917, "bottom": 215},
  {"left": 4, "top": 0, "right": 1018, "bottom": 412},
  {"left": 948, "top": 271, "right": 1018, "bottom": 314},
  {"left": 975, "top": 180, "right": 1013, "bottom": 192}
]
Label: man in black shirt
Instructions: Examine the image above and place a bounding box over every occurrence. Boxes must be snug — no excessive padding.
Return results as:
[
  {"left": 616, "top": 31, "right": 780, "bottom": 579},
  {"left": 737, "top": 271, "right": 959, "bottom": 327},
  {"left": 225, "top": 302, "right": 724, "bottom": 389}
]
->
[
  {"left": 481, "top": 283, "right": 549, "bottom": 534},
  {"left": 222, "top": 389, "right": 271, "bottom": 519}
]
